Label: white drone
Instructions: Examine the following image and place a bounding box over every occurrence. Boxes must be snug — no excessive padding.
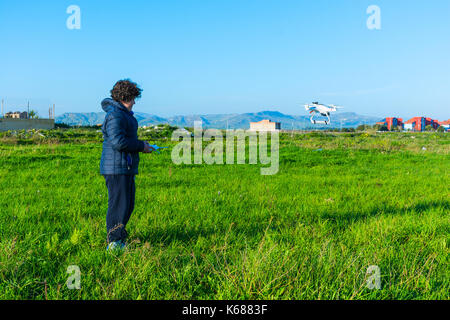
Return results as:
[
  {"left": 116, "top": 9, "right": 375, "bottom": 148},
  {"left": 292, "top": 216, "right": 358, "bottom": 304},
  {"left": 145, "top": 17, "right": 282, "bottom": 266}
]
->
[{"left": 304, "top": 102, "right": 343, "bottom": 125}]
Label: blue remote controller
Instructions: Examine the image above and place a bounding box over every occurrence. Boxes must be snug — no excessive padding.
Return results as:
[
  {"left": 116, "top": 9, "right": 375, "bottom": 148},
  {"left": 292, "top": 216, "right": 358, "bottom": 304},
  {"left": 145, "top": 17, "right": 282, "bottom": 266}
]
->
[{"left": 148, "top": 144, "right": 168, "bottom": 154}]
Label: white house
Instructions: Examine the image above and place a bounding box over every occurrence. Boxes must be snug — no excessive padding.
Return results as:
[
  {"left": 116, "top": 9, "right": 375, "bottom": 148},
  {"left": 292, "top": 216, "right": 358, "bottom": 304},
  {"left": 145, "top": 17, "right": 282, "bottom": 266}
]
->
[{"left": 249, "top": 119, "right": 281, "bottom": 132}]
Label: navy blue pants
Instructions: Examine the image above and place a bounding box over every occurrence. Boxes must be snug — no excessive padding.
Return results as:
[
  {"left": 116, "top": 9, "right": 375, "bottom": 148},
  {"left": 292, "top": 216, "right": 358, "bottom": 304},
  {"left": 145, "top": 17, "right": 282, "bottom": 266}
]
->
[{"left": 103, "top": 174, "right": 136, "bottom": 243}]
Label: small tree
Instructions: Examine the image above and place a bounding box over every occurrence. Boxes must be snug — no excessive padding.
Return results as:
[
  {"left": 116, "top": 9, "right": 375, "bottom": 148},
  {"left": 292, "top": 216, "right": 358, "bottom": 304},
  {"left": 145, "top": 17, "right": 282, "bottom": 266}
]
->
[
  {"left": 29, "top": 110, "right": 39, "bottom": 119},
  {"left": 437, "top": 126, "right": 444, "bottom": 132},
  {"left": 425, "top": 125, "right": 433, "bottom": 132},
  {"left": 356, "top": 124, "right": 366, "bottom": 131}
]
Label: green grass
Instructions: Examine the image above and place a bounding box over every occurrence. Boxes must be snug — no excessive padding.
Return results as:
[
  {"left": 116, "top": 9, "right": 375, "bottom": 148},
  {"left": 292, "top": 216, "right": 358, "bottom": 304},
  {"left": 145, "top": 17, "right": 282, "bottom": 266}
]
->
[{"left": 0, "top": 131, "right": 448, "bottom": 299}]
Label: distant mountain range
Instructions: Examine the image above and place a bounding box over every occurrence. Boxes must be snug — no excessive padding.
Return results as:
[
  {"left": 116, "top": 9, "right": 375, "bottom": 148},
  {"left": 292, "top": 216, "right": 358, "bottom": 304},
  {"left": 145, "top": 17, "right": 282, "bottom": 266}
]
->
[{"left": 56, "top": 110, "right": 382, "bottom": 129}]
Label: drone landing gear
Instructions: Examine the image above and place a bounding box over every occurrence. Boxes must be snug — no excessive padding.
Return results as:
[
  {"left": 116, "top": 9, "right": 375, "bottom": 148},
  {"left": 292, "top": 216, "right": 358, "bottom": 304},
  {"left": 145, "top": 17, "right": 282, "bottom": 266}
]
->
[
  {"left": 310, "top": 114, "right": 331, "bottom": 125},
  {"left": 311, "top": 120, "right": 329, "bottom": 125}
]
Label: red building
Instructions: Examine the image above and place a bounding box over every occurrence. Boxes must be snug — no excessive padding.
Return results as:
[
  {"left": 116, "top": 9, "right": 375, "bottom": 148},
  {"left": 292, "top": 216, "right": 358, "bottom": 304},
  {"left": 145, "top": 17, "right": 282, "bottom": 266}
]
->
[
  {"left": 376, "top": 117, "right": 403, "bottom": 130},
  {"left": 425, "top": 117, "right": 440, "bottom": 130},
  {"left": 438, "top": 119, "right": 450, "bottom": 131},
  {"left": 404, "top": 117, "right": 439, "bottom": 131},
  {"left": 404, "top": 117, "right": 426, "bottom": 131}
]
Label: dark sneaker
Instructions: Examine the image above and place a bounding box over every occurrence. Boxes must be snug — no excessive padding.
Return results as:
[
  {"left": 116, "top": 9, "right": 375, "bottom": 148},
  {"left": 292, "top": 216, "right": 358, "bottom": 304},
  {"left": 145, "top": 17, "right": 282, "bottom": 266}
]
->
[{"left": 106, "top": 240, "right": 126, "bottom": 252}]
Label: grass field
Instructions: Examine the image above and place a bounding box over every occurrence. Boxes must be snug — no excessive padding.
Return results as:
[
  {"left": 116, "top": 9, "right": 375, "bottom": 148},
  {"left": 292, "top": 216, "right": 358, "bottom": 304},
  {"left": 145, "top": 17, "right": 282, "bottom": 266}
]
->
[{"left": 0, "top": 130, "right": 448, "bottom": 299}]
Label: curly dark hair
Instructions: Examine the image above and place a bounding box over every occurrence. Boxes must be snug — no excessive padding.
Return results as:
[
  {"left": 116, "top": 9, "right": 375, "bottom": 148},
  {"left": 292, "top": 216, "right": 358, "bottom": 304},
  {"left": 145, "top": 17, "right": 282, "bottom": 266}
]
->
[{"left": 110, "top": 79, "right": 142, "bottom": 102}]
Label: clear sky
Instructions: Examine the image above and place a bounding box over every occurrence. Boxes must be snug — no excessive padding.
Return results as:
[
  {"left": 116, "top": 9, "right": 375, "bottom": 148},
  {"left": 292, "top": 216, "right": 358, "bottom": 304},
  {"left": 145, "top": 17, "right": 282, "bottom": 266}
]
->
[{"left": 0, "top": 0, "right": 449, "bottom": 120}]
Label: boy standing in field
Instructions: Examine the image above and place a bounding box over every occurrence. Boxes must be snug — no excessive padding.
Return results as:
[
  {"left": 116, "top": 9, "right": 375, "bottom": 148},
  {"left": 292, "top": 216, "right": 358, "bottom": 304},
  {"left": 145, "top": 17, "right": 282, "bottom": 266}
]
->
[{"left": 100, "top": 79, "right": 154, "bottom": 251}]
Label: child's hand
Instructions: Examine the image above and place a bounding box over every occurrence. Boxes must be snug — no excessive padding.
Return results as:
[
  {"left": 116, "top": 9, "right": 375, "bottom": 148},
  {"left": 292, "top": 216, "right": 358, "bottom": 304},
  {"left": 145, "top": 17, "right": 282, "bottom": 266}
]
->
[{"left": 143, "top": 141, "right": 155, "bottom": 153}]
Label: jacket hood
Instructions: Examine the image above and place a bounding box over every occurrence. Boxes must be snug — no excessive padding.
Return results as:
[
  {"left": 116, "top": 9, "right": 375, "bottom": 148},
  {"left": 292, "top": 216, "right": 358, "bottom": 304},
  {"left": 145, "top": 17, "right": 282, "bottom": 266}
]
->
[{"left": 101, "top": 98, "right": 130, "bottom": 114}]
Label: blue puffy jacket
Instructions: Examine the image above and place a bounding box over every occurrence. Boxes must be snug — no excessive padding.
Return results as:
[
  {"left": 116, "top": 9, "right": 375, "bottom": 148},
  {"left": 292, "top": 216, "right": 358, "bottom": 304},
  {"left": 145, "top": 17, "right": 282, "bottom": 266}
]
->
[{"left": 99, "top": 98, "right": 145, "bottom": 175}]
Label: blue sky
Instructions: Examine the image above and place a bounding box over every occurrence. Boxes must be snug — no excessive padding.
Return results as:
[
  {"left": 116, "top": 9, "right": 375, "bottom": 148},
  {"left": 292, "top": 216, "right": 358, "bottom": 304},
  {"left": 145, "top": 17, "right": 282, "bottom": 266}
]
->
[{"left": 0, "top": 0, "right": 449, "bottom": 120}]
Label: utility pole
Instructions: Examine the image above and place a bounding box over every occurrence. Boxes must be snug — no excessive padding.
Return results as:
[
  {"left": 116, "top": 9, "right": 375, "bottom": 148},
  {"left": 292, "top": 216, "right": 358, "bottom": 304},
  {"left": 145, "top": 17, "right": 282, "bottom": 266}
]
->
[
  {"left": 340, "top": 118, "right": 347, "bottom": 132},
  {"left": 27, "top": 101, "right": 30, "bottom": 119},
  {"left": 1, "top": 99, "right": 3, "bottom": 118}
]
